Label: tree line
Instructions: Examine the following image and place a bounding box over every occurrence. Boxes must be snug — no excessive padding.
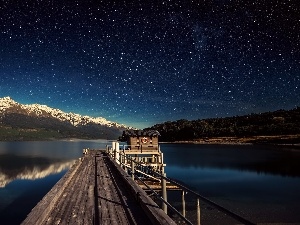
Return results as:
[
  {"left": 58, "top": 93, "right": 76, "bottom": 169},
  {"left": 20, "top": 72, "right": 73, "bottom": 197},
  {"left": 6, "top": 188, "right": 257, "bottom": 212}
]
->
[{"left": 149, "top": 107, "right": 300, "bottom": 142}]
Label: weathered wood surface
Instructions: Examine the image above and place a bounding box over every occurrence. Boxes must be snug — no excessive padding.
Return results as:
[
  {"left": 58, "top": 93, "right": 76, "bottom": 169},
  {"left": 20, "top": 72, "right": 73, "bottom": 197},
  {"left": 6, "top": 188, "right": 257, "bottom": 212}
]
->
[{"left": 22, "top": 150, "right": 176, "bottom": 225}]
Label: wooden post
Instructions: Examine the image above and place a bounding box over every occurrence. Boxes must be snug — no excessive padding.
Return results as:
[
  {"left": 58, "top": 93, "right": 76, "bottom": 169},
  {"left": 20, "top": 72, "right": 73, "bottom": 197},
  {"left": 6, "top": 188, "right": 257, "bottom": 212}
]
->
[
  {"left": 112, "top": 142, "right": 115, "bottom": 159},
  {"left": 131, "top": 158, "right": 135, "bottom": 180},
  {"left": 115, "top": 142, "right": 120, "bottom": 164},
  {"left": 161, "top": 173, "right": 167, "bottom": 214},
  {"left": 197, "top": 198, "right": 201, "bottom": 225},
  {"left": 124, "top": 152, "right": 128, "bottom": 173},
  {"left": 120, "top": 151, "right": 123, "bottom": 167},
  {"left": 108, "top": 145, "right": 111, "bottom": 156},
  {"left": 182, "top": 190, "right": 186, "bottom": 217}
]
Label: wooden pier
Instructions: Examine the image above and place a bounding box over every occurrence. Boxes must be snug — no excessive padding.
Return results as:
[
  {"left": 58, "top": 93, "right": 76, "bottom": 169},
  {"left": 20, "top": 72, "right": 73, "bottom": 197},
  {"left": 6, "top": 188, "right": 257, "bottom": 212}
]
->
[{"left": 21, "top": 150, "right": 175, "bottom": 225}]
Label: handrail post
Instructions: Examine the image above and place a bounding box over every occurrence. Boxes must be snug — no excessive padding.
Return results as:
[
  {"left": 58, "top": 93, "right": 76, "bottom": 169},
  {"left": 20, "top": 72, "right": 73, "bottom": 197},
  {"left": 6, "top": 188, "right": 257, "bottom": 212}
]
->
[
  {"left": 109, "top": 145, "right": 112, "bottom": 157},
  {"left": 131, "top": 157, "right": 135, "bottom": 180},
  {"left": 120, "top": 151, "right": 123, "bottom": 167},
  {"left": 112, "top": 142, "right": 116, "bottom": 160},
  {"left": 124, "top": 152, "right": 128, "bottom": 173},
  {"left": 197, "top": 198, "right": 201, "bottom": 225},
  {"left": 182, "top": 190, "right": 186, "bottom": 217},
  {"left": 161, "top": 173, "right": 167, "bottom": 214},
  {"left": 115, "top": 142, "right": 120, "bottom": 164}
]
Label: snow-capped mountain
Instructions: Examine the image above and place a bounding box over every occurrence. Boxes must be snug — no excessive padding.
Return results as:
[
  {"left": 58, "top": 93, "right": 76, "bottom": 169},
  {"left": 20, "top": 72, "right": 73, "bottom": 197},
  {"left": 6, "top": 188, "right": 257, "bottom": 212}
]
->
[
  {"left": 0, "top": 96, "right": 127, "bottom": 128},
  {"left": 0, "top": 96, "right": 130, "bottom": 140}
]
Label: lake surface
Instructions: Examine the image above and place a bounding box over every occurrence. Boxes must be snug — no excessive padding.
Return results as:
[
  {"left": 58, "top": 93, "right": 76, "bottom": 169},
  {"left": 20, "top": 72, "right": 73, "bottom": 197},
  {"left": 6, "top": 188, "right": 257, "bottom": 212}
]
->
[
  {"left": 162, "top": 144, "right": 300, "bottom": 224},
  {"left": 1, "top": 140, "right": 300, "bottom": 224}
]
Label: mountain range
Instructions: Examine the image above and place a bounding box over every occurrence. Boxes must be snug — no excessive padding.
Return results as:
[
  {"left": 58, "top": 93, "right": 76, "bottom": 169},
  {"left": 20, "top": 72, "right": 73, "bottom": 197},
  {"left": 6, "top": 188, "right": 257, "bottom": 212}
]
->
[{"left": 0, "top": 97, "right": 131, "bottom": 140}]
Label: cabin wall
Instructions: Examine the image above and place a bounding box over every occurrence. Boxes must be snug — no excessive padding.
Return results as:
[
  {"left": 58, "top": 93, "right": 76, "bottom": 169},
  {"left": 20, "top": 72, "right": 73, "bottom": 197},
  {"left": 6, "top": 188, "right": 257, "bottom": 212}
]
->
[
  {"left": 151, "top": 137, "right": 158, "bottom": 145},
  {"left": 127, "top": 136, "right": 159, "bottom": 150}
]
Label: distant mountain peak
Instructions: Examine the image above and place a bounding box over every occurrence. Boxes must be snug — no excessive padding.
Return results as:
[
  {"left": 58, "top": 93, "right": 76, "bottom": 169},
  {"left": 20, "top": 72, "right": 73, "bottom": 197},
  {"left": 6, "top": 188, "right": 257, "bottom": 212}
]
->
[
  {"left": 1, "top": 96, "right": 13, "bottom": 100},
  {"left": 0, "top": 96, "right": 17, "bottom": 103},
  {"left": 0, "top": 96, "right": 19, "bottom": 110}
]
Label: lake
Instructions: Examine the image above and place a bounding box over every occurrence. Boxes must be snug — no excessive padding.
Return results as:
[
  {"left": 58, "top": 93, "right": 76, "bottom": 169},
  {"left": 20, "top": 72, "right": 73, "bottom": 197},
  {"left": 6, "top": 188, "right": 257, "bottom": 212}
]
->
[
  {"left": 162, "top": 144, "right": 300, "bottom": 224},
  {"left": 0, "top": 140, "right": 300, "bottom": 224}
]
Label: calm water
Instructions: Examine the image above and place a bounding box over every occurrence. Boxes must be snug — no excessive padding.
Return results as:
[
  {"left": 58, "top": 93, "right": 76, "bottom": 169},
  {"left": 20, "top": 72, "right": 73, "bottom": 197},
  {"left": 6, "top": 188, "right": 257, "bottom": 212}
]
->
[
  {"left": 1, "top": 141, "right": 300, "bottom": 224},
  {"left": 162, "top": 143, "right": 300, "bottom": 224}
]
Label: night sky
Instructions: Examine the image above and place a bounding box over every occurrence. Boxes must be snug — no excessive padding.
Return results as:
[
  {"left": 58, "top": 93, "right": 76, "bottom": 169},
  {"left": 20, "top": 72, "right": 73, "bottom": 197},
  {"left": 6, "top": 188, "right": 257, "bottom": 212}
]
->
[{"left": 1, "top": 0, "right": 299, "bottom": 128}]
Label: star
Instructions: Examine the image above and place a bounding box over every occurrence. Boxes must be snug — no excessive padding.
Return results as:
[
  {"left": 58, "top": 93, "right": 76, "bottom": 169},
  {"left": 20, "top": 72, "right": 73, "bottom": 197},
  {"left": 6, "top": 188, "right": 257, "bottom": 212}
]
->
[{"left": 0, "top": 0, "right": 299, "bottom": 128}]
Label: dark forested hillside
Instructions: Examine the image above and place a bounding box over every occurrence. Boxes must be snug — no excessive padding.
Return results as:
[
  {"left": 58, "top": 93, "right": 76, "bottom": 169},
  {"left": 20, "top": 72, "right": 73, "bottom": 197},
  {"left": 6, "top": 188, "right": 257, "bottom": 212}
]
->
[
  {"left": 149, "top": 107, "right": 300, "bottom": 142},
  {"left": 0, "top": 113, "right": 124, "bottom": 141}
]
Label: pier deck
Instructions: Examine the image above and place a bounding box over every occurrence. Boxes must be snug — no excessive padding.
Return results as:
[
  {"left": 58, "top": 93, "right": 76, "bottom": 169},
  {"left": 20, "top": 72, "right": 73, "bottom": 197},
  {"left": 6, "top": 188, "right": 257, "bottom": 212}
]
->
[{"left": 22, "top": 150, "right": 175, "bottom": 225}]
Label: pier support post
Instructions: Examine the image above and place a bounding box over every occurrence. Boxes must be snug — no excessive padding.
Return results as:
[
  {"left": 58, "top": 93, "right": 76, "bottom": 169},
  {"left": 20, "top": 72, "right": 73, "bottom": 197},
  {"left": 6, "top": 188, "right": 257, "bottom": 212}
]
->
[
  {"left": 182, "top": 190, "right": 186, "bottom": 217},
  {"left": 161, "top": 173, "right": 167, "bottom": 214},
  {"left": 197, "top": 198, "right": 201, "bottom": 225}
]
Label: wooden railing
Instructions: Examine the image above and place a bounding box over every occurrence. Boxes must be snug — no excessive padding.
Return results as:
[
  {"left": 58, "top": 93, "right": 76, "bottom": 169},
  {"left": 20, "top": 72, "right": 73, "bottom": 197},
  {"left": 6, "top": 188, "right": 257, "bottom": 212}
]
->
[{"left": 106, "top": 144, "right": 256, "bottom": 225}]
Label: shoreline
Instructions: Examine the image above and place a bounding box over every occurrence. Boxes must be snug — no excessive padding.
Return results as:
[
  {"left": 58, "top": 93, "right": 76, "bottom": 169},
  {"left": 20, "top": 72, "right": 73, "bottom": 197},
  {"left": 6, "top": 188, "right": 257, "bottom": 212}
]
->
[
  {"left": 160, "top": 134, "right": 300, "bottom": 146},
  {"left": 1, "top": 134, "right": 300, "bottom": 147}
]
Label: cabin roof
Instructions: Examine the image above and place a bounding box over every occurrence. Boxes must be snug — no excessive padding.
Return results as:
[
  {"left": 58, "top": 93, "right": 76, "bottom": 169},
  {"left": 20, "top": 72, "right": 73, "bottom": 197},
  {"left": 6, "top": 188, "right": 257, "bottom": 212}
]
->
[{"left": 123, "top": 129, "right": 160, "bottom": 137}]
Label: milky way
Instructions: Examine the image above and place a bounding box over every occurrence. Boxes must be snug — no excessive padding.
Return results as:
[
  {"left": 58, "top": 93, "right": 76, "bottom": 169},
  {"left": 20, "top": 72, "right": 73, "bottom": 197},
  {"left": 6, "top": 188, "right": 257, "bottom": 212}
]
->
[{"left": 0, "top": 0, "right": 299, "bottom": 128}]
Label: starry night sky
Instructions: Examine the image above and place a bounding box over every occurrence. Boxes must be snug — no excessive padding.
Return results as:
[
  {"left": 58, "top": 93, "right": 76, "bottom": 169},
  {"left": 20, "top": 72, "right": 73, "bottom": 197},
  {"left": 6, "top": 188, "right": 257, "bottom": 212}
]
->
[{"left": 1, "top": 0, "right": 299, "bottom": 128}]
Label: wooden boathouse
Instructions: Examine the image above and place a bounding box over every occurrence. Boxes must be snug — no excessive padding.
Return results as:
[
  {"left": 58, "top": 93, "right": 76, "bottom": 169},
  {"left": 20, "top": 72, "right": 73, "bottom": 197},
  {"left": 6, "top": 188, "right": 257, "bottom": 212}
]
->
[{"left": 118, "top": 129, "right": 166, "bottom": 176}]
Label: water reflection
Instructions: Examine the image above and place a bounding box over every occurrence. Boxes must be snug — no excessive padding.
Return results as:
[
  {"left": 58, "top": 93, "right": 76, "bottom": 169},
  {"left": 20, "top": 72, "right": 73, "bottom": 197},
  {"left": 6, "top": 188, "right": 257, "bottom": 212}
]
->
[
  {"left": 161, "top": 143, "right": 300, "bottom": 223},
  {"left": 0, "top": 154, "right": 76, "bottom": 187},
  {"left": 161, "top": 143, "right": 300, "bottom": 177},
  {"left": 0, "top": 139, "right": 112, "bottom": 188},
  {"left": 1, "top": 141, "right": 300, "bottom": 224}
]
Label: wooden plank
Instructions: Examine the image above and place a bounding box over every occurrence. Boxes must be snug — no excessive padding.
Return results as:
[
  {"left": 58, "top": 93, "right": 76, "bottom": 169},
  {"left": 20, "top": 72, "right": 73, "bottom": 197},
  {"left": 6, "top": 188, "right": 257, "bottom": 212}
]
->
[
  {"left": 96, "top": 154, "right": 130, "bottom": 225},
  {"left": 103, "top": 156, "right": 130, "bottom": 225},
  {"left": 22, "top": 158, "right": 83, "bottom": 225},
  {"left": 99, "top": 156, "right": 121, "bottom": 225},
  {"left": 84, "top": 159, "right": 95, "bottom": 224},
  {"left": 47, "top": 156, "right": 89, "bottom": 224},
  {"left": 97, "top": 155, "right": 110, "bottom": 224},
  {"left": 74, "top": 157, "right": 92, "bottom": 225}
]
